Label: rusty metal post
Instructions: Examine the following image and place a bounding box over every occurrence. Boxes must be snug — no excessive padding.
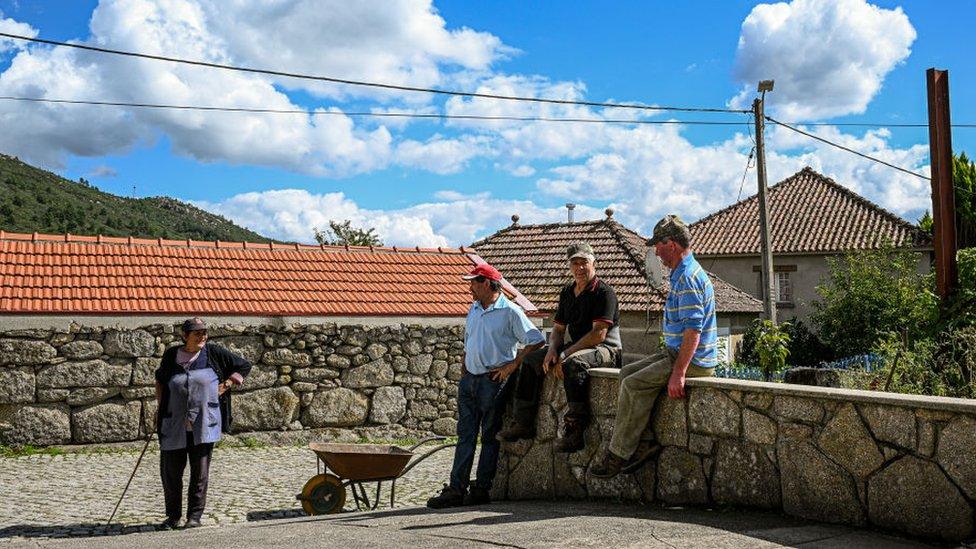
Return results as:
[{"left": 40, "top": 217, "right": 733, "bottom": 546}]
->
[{"left": 926, "top": 68, "right": 958, "bottom": 300}]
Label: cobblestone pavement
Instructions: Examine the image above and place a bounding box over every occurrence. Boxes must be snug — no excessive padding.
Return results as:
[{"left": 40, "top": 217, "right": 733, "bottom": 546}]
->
[{"left": 0, "top": 443, "right": 456, "bottom": 543}]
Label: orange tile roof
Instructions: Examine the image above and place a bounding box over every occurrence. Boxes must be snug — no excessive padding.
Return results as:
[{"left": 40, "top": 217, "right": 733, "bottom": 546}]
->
[
  {"left": 690, "top": 167, "right": 933, "bottom": 256},
  {"left": 0, "top": 231, "right": 539, "bottom": 317}
]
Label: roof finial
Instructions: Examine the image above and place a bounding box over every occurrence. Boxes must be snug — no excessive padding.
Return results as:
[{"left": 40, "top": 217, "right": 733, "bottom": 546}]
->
[
  {"left": 566, "top": 203, "right": 576, "bottom": 224},
  {"left": 511, "top": 214, "right": 520, "bottom": 226},
  {"left": 605, "top": 208, "right": 615, "bottom": 219}
]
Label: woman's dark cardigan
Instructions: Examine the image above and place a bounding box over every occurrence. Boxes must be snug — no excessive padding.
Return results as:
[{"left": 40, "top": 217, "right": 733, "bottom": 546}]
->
[{"left": 155, "top": 343, "right": 252, "bottom": 435}]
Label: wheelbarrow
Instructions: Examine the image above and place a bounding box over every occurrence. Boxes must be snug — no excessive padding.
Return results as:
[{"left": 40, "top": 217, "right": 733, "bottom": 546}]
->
[{"left": 296, "top": 436, "right": 456, "bottom": 515}]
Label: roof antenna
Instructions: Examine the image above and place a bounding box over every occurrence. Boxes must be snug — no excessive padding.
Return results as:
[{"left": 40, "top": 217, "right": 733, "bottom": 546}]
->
[{"left": 566, "top": 203, "right": 576, "bottom": 224}]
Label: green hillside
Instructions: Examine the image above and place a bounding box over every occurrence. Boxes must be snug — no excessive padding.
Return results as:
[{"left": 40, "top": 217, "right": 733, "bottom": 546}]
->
[{"left": 0, "top": 154, "right": 271, "bottom": 243}]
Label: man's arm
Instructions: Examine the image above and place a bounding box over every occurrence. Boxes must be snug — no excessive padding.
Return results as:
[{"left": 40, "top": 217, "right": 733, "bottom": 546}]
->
[
  {"left": 549, "top": 322, "right": 609, "bottom": 379},
  {"left": 667, "top": 328, "right": 701, "bottom": 399},
  {"left": 541, "top": 323, "right": 566, "bottom": 374},
  {"left": 491, "top": 341, "right": 544, "bottom": 381}
]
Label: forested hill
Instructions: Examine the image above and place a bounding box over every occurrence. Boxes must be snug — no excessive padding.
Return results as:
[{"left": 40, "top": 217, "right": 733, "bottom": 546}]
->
[{"left": 0, "top": 154, "right": 271, "bottom": 243}]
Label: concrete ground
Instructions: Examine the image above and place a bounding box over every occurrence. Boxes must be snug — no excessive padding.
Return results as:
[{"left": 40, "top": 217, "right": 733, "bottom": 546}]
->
[{"left": 1, "top": 501, "right": 948, "bottom": 549}]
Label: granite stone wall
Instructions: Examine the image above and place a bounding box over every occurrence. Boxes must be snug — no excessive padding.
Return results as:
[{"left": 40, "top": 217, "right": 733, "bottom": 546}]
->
[
  {"left": 0, "top": 322, "right": 464, "bottom": 446},
  {"left": 493, "top": 371, "right": 976, "bottom": 542}
]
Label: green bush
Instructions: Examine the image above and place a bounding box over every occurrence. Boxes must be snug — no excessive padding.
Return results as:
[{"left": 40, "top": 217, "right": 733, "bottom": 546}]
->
[
  {"left": 811, "top": 246, "right": 937, "bottom": 357},
  {"left": 783, "top": 318, "right": 833, "bottom": 366},
  {"left": 737, "top": 318, "right": 831, "bottom": 368},
  {"left": 868, "top": 330, "right": 976, "bottom": 398}
]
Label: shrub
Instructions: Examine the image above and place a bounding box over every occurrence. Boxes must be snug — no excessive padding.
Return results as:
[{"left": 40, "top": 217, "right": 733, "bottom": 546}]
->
[
  {"left": 754, "top": 320, "right": 791, "bottom": 381},
  {"left": 811, "top": 246, "right": 937, "bottom": 357},
  {"left": 782, "top": 318, "right": 833, "bottom": 366},
  {"left": 869, "top": 332, "right": 975, "bottom": 398}
]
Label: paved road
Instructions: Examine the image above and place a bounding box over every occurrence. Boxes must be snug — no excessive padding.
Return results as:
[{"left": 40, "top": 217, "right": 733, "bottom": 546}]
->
[
  {"left": 2, "top": 501, "right": 943, "bottom": 548},
  {"left": 0, "top": 443, "right": 454, "bottom": 542}
]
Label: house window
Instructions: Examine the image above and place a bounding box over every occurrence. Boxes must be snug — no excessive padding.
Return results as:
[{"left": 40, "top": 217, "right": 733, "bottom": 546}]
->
[
  {"left": 753, "top": 265, "right": 797, "bottom": 305},
  {"left": 776, "top": 271, "right": 792, "bottom": 303}
]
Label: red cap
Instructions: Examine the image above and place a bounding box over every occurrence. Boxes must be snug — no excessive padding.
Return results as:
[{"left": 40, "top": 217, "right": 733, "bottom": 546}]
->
[{"left": 462, "top": 264, "right": 502, "bottom": 281}]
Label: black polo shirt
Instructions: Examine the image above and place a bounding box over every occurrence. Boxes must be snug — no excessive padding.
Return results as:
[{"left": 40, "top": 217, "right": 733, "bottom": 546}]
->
[{"left": 553, "top": 277, "right": 622, "bottom": 350}]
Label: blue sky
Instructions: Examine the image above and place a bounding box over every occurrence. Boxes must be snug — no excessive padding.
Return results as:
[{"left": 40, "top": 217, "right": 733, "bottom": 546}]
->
[{"left": 0, "top": 0, "right": 972, "bottom": 246}]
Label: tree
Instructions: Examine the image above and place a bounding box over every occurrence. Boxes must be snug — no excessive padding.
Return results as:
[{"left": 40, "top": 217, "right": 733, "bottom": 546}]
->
[
  {"left": 811, "top": 246, "right": 937, "bottom": 357},
  {"left": 955, "top": 152, "right": 976, "bottom": 247},
  {"left": 313, "top": 220, "right": 383, "bottom": 247}
]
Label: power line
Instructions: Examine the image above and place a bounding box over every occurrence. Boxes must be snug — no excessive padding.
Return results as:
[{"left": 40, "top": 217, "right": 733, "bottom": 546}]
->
[
  {"left": 765, "top": 116, "right": 931, "bottom": 181},
  {"left": 786, "top": 121, "right": 976, "bottom": 129},
  {"left": 0, "top": 32, "right": 749, "bottom": 115},
  {"left": 0, "top": 95, "right": 754, "bottom": 126}
]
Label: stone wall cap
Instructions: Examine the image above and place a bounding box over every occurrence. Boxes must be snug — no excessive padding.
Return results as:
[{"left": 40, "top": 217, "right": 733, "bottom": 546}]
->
[{"left": 588, "top": 368, "right": 976, "bottom": 414}]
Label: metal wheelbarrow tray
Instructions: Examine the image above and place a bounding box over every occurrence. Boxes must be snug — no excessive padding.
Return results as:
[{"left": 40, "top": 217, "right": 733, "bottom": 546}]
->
[{"left": 297, "top": 436, "right": 455, "bottom": 515}]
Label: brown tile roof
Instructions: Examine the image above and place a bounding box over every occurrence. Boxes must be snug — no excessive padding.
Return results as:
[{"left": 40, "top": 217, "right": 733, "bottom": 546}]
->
[
  {"left": 0, "top": 231, "right": 539, "bottom": 317},
  {"left": 690, "top": 167, "right": 932, "bottom": 256},
  {"left": 471, "top": 215, "right": 762, "bottom": 314}
]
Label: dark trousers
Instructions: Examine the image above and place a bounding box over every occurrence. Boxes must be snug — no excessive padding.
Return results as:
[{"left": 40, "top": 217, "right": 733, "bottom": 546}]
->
[
  {"left": 512, "top": 344, "right": 616, "bottom": 422},
  {"left": 449, "top": 372, "right": 508, "bottom": 491},
  {"left": 160, "top": 432, "right": 214, "bottom": 522}
]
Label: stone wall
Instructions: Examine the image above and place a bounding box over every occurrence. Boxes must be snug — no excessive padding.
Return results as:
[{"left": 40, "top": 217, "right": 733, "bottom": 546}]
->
[
  {"left": 0, "top": 322, "right": 464, "bottom": 446},
  {"left": 493, "top": 371, "right": 976, "bottom": 542}
]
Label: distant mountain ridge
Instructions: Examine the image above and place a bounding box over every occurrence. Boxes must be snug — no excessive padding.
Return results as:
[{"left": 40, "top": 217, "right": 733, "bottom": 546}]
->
[{"left": 0, "top": 153, "right": 271, "bottom": 243}]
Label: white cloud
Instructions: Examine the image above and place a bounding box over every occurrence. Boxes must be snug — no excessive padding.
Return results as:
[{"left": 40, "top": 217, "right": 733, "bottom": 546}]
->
[
  {"left": 766, "top": 124, "right": 931, "bottom": 215},
  {"left": 196, "top": 0, "right": 513, "bottom": 102},
  {"left": 89, "top": 165, "right": 118, "bottom": 177},
  {"left": 395, "top": 135, "right": 491, "bottom": 174},
  {"left": 199, "top": 189, "right": 606, "bottom": 247},
  {"left": 0, "top": 0, "right": 509, "bottom": 173},
  {"left": 0, "top": 14, "right": 37, "bottom": 53},
  {"left": 730, "top": 0, "right": 916, "bottom": 120}
]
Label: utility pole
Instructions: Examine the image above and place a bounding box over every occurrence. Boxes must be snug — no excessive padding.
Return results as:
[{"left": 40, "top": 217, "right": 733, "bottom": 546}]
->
[
  {"left": 754, "top": 80, "right": 777, "bottom": 324},
  {"left": 926, "top": 68, "right": 958, "bottom": 301}
]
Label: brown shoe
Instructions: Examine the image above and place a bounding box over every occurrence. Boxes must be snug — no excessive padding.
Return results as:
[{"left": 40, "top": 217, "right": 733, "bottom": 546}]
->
[
  {"left": 620, "top": 441, "right": 661, "bottom": 474},
  {"left": 554, "top": 416, "right": 587, "bottom": 453},
  {"left": 590, "top": 451, "right": 625, "bottom": 478},
  {"left": 497, "top": 421, "right": 535, "bottom": 442}
]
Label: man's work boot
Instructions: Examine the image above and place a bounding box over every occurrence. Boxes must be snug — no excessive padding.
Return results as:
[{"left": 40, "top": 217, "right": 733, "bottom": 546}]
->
[
  {"left": 620, "top": 440, "right": 661, "bottom": 474},
  {"left": 426, "top": 484, "right": 466, "bottom": 509},
  {"left": 464, "top": 486, "right": 491, "bottom": 505},
  {"left": 497, "top": 420, "right": 535, "bottom": 442},
  {"left": 590, "top": 451, "right": 626, "bottom": 478},
  {"left": 554, "top": 415, "right": 587, "bottom": 453}
]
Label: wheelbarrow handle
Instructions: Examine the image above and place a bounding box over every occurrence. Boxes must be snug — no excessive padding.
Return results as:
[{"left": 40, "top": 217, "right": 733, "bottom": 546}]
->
[
  {"left": 399, "top": 442, "right": 456, "bottom": 478},
  {"left": 407, "top": 435, "right": 447, "bottom": 452}
]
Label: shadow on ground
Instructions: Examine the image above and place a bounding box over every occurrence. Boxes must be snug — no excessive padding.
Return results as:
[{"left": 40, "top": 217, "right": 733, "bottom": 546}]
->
[
  {"left": 0, "top": 522, "right": 161, "bottom": 540},
  {"left": 260, "top": 499, "right": 948, "bottom": 548}
]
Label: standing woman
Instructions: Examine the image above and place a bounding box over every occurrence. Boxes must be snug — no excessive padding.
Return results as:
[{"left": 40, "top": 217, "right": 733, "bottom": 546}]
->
[{"left": 154, "top": 318, "right": 251, "bottom": 529}]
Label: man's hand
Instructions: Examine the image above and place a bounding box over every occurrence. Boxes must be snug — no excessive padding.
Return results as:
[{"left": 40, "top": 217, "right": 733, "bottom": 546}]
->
[
  {"left": 542, "top": 348, "right": 565, "bottom": 379},
  {"left": 667, "top": 369, "right": 687, "bottom": 399},
  {"left": 488, "top": 361, "right": 519, "bottom": 382},
  {"left": 218, "top": 379, "right": 233, "bottom": 396}
]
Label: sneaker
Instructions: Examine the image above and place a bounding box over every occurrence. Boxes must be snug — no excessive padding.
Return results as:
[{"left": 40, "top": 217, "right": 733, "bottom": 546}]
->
[
  {"left": 497, "top": 421, "right": 535, "bottom": 442},
  {"left": 158, "top": 518, "right": 180, "bottom": 531},
  {"left": 554, "top": 416, "right": 587, "bottom": 453},
  {"left": 426, "top": 484, "right": 466, "bottom": 509},
  {"left": 590, "top": 451, "right": 626, "bottom": 478},
  {"left": 620, "top": 441, "right": 661, "bottom": 475},
  {"left": 184, "top": 518, "right": 202, "bottom": 528},
  {"left": 464, "top": 486, "right": 491, "bottom": 506}
]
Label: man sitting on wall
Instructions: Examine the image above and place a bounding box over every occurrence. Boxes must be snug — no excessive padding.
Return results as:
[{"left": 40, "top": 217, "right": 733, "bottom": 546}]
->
[
  {"left": 427, "top": 263, "right": 545, "bottom": 509},
  {"left": 591, "top": 215, "right": 717, "bottom": 478},
  {"left": 498, "top": 242, "right": 622, "bottom": 453}
]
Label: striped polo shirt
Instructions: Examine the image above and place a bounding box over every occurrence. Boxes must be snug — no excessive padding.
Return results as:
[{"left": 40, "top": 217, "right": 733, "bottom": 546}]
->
[{"left": 663, "top": 253, "right": 717, "bottom": 367}]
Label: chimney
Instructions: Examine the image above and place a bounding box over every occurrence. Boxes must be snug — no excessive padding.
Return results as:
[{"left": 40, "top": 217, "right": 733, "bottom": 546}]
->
[{"left": 566, "top": 203, "right": 576, "bottom": 224}]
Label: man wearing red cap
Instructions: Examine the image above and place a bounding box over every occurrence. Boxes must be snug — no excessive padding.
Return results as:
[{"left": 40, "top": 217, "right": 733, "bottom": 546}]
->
[{"left": 427, "top": 263, "right": 545, "bottom": 509}]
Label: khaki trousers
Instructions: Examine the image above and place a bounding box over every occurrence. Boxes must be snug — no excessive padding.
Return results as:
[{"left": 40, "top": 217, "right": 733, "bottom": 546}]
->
[{"left": 607, "top": 348, "right": 714, "bottom": 459}]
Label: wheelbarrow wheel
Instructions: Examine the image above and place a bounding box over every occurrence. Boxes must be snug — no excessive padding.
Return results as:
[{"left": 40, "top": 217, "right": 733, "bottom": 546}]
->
[{"left": 300, "top": 473, "right": 346, "bottom": 515}]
